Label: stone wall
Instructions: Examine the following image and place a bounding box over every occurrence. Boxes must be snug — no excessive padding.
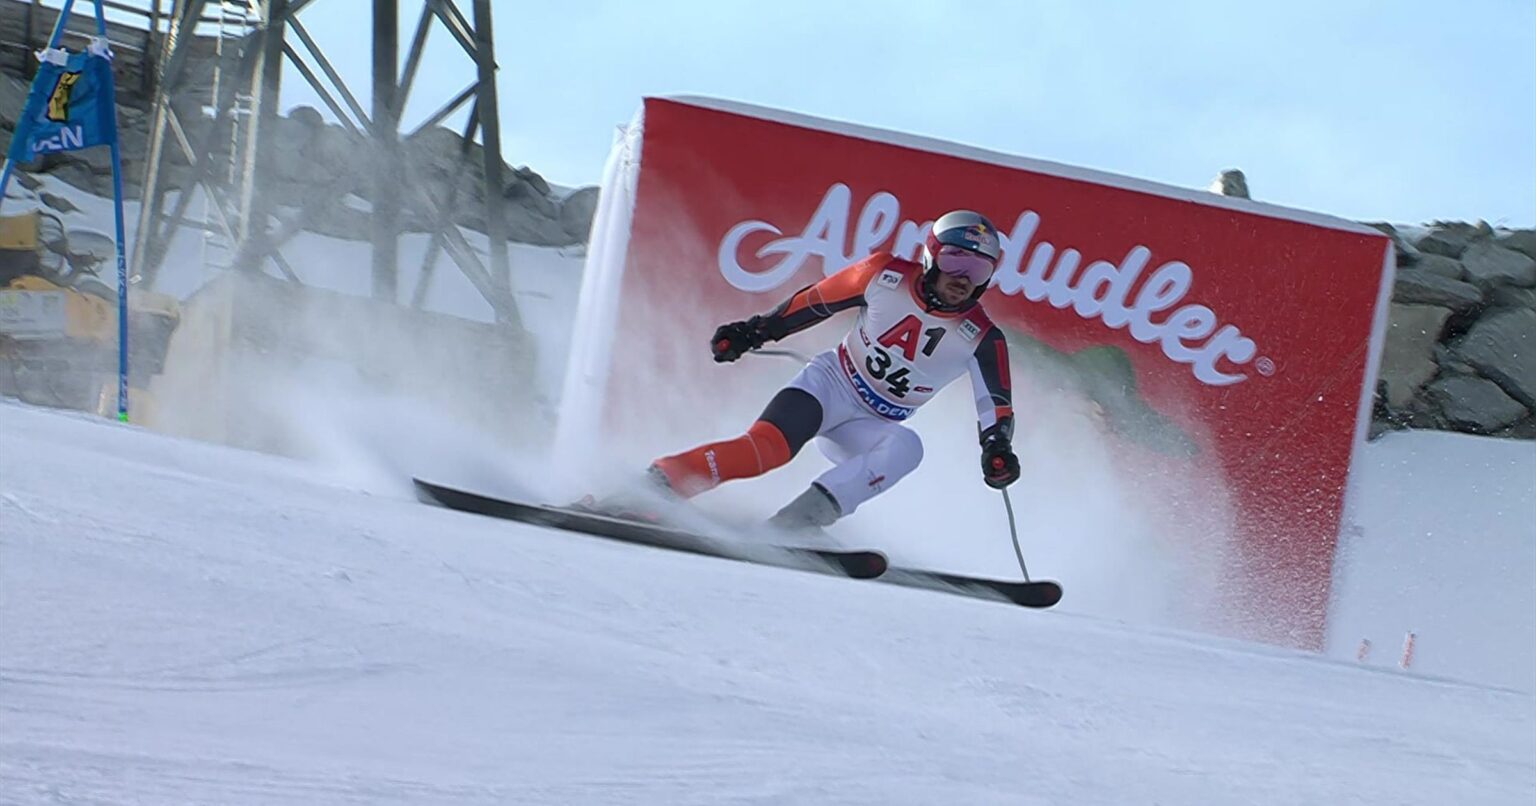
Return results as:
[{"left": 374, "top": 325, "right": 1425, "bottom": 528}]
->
[{"left": 1370, "top": 221, "right": 1536, "bottom": 438}]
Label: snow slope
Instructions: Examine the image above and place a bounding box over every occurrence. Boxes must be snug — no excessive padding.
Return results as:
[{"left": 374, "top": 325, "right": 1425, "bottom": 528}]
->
[
  {"left": 2, "top": 400, "right": 1532, "bottom": 804},
  {"left": 1328, "top": 430, "right": 1536, "bottom": 691}
]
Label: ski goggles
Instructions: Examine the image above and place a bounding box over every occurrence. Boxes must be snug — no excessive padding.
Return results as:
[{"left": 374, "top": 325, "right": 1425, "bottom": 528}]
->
[{"left": 934, "top": 244, "right": 997, "bottom": 284}]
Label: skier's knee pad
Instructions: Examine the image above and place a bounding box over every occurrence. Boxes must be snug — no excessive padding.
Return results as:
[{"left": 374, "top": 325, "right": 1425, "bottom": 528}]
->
[{"left": 745, "top": 419, "right": 793, "bottom": 472}]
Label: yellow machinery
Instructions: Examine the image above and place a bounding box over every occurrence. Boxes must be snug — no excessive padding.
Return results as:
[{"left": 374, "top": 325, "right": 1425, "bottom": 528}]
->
[{"left": 0, "top": 208, "right": 179, "bottom": 415}]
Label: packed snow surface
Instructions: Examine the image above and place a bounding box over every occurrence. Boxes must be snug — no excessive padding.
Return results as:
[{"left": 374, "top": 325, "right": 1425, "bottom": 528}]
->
[{"left": 1, "top": 401, "right": 1532, "bottom": 804}]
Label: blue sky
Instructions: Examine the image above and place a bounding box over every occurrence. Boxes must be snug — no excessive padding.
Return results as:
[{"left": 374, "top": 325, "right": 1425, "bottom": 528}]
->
[{"left": 275, "top": 1, "right": 1534, "bottom": 227}]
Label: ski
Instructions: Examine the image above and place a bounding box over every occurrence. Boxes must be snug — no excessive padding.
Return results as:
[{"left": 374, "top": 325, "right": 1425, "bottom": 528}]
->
[
  {"left": 883, "top": 568, "right": 1063, "bottom": 609},
  {"left": 413, "top": 479, "right": 1061, "bottom": 608},
  {"left": 412, "top": 478, "right": 889, "bottom": 580}
]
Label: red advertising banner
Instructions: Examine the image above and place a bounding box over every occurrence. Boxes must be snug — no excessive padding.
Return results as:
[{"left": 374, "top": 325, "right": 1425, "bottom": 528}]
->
[{"left": 558, "top": 97, "right": 1393, "bottom": 650}]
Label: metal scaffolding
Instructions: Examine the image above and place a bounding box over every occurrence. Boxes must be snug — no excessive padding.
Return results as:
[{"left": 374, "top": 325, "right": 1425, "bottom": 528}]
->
[{"left": 130, "top": 0, "right": 521, "bottom": 328}]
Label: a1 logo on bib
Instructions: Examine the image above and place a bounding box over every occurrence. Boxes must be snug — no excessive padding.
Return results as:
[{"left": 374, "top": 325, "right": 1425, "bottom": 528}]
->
[
  {"left": 876, "top": 270, "right": 903, "bottom": 290},
  {"left": 958, "top": 319, "right": 982, "bottom": 341}
]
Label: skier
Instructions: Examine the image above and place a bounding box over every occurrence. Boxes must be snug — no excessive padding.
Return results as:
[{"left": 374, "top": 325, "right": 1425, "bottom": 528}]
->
[{"left": 645, "top": 209, "right": 1021, "bottom": 531}]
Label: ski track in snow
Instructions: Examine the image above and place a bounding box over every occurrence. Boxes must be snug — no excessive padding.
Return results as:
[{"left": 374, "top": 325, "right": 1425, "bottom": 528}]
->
[{"left": 1, "top": 400, "right": 1532, "bottom": 805}]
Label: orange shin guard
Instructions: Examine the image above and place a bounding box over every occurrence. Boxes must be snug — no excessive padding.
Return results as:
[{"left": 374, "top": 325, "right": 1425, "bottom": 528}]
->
[{"left": 652, "top": 420, "right": 793, "bottom": 497}]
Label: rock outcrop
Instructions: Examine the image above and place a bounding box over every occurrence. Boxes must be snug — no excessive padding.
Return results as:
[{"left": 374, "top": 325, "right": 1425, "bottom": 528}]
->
[{"left": 1372, "top": 222, "right": 1535, "bottom": 439}]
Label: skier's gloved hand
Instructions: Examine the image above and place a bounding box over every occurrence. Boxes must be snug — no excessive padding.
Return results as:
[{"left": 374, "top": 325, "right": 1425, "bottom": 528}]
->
[
  {"left": 979, "top": 427, "right": 1020, "bottom": 489},
  {"left": 711, "top": 317, "right": 768, "bottom": 363}
]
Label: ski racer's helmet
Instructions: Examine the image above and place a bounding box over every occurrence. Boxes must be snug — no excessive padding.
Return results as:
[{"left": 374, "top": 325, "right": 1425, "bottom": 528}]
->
[{"left": 919, "top": 209, "right": 1002, "bottom": 311}]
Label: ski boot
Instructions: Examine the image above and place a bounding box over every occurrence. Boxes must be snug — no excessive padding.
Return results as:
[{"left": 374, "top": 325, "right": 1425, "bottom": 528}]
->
[
  {"left": 569, "top": 464, "right": 683, "bottom": 524},
  {"left": 763, "top": 483, "right": 842, "bottom": 542}
]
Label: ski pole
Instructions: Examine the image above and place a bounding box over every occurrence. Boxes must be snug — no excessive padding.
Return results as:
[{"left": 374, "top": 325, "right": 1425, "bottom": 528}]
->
[
  {"left": 752, "top": 347, "right": 813, "bottom": 363},
  {"left": 1001, "top": 487, "right": 1032, "bottom": 582}
]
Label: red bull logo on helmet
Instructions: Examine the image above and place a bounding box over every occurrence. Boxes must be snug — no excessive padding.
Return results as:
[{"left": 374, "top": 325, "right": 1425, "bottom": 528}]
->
[{"left": 959, "top": 223, "right": 997, "bottom": 251}]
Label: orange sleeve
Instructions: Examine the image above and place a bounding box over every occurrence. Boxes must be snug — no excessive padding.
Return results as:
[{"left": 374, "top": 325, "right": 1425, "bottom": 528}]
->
[{"left": 759, "top": 253, "right": 894, "bottom": 340}]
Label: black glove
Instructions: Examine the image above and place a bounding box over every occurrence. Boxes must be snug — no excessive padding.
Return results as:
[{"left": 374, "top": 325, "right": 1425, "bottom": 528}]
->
[
  {"left": 711, "top": 317, "right": 768, "bottom": 363},
  {"left": 980, "top": 430, "right": 1020, "bottom": 489}
]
